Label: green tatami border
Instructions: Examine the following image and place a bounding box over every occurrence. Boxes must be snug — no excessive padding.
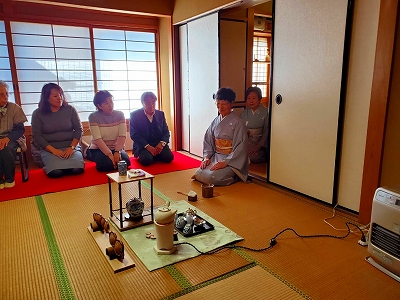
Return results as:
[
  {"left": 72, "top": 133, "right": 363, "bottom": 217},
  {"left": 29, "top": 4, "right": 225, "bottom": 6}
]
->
[
  {"left": 162, "top": 263, "right": 257, "bottom": 300},
  {"left": 33, "top": 182, "right": 309, "bottom": 300},
  {"left": 36, "top": 196, "right": 75, "bottom": 300}
]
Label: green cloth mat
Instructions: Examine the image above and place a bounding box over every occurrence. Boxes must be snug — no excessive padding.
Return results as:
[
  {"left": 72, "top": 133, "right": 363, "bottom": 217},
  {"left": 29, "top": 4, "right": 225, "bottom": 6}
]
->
[{"left": 113, "top": 200, "right": 243, "bottom": 271}]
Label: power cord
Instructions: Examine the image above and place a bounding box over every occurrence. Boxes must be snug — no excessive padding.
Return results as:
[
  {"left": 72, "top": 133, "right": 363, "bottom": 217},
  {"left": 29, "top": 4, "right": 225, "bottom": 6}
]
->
[
  {"left": 324, "top": 204, "right": 370, "bottom": 234},
  {"left": 174, "top": 221, "right": 367, "bottom": 255}
]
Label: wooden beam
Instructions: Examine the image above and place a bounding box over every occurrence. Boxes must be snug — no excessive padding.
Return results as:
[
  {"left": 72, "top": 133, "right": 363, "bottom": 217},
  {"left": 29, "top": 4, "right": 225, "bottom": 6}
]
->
[
  {"left": 246, "top": 7, "right": 254, "bottom": 90},
  {"left": 358, "top": 0, "right": 398, "bottom": 224}
]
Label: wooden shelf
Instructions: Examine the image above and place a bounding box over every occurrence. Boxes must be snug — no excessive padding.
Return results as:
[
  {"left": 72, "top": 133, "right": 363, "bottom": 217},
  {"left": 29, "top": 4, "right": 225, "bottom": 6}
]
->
[
  {"left": 110, "top": 210, "right": 154, "bottom": 232},
  {"left": 107, "top": 171, "right": 154, "bottom": 231},
  {"left": 87, "top": 226, "right": 135, "bottom": 273}
]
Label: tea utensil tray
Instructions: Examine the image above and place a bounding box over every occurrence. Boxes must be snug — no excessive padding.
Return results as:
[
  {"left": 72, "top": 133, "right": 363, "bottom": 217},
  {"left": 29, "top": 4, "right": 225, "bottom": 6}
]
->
[{"left": 174, "top": 213, "right": 215, "bottom": 237}]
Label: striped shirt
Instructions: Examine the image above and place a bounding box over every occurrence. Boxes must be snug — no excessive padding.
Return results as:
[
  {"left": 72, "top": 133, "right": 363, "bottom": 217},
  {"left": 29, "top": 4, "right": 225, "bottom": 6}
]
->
[{"left": 88, "top": 110, "right": 126, "bottom": 155}]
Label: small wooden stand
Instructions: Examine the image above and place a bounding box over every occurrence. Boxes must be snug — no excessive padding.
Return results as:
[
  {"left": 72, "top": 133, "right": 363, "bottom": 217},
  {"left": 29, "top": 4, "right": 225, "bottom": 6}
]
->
[
  {"left": 107, "top": 171, "right": 154, "bottom": 231},
  {"left": 87, "top": 226, "right": 135, "bottom": 273},
  {"left": 153, "top": 245, "right": 177, "bottom": 255}
]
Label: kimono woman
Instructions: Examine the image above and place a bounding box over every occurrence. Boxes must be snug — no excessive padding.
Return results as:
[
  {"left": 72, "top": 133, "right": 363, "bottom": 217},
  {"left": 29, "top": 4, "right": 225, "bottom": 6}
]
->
[
  {"left": 192, "top": 88, "right": 248, "bottom": 186},
  {"left": 240, "top": 86, "right": 269, "bottom": 163}
]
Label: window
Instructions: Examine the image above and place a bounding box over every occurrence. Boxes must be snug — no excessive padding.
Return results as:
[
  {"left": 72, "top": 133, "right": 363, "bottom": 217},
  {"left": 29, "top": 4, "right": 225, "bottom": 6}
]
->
[
  {"left": 0, "top": 21, "right": 14, "bottom": 103},
  {"left": 12, "top": 22, "right": 94, "bottom": 122},
  {"left": 252, "top": 36, "right": 270, "bottom": 97},
  {"left": 5, "top": 20, "right": 158, "bottom": 123},
  {"left": 94, "top": 28, "right": 157, "bottom": 119}
]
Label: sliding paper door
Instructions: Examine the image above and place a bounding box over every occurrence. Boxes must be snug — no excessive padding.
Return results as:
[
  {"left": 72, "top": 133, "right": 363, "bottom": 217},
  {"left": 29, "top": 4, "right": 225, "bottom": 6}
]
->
[
  {"left": 269, "top": 0, "right": 349, "bottom": 203},
  {"left": 180, "top": 24, "right": 190, "bottom": 152},
  {"left": 180, "top": 13, "right": 219, "bottom": 157}
]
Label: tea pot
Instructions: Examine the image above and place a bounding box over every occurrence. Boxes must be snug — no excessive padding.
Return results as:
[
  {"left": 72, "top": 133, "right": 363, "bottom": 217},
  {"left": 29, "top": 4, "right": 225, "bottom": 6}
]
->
[
  {"left": 154, "top": 202, "right": 177, "bottom": 225},
  {"left": 182, "top": 208, "right": 196, "bottom": 225}
]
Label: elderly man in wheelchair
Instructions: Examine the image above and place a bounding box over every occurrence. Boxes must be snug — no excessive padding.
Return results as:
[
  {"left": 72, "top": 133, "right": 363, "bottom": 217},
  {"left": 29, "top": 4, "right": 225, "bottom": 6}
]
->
[{"left": 0, "top": 80, "right": 28, "bottom": 189}]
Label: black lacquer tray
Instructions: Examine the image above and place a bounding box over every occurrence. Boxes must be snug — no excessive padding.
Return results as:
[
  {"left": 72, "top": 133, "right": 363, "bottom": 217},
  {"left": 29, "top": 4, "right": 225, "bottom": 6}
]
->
[{"left": 174, "top": 213, "right": 215, "bottom": 237}]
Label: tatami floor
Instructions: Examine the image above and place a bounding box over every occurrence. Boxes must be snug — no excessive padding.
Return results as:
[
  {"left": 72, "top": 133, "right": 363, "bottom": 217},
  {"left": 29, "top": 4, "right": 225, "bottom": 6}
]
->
[{"left": 3, "top": 156, "right": 400, "bottom": 299}]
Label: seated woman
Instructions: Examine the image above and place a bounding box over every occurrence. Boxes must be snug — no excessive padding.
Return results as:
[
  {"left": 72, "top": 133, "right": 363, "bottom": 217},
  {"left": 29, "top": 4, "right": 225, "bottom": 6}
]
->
[
  {"left": 86, "top": 90, "right": 131, "bottom": 172},
  {"left": 192, "top": 87, "right": 248, "bottom": 186},
  {"left": 240, "top": 87, "right": 269, "bottom": 163},
  {"left": 31, "top": 83, "right": 84, "bottom": 178},
  {"left": 0, "top": 80, "right": 27, "bottom": 188}
]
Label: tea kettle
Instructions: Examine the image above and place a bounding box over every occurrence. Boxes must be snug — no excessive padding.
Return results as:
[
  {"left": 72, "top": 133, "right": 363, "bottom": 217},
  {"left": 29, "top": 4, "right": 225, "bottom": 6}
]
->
[{"left": 153, "top": 202, "right": 177, "bottom": 255}]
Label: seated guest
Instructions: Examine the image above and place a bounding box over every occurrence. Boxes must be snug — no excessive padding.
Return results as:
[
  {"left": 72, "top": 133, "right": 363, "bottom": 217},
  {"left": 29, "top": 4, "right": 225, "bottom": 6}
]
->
[
  {"left": 86, "top": 90, "right": 131, "bottom": 172},
  {"left": 240, "top": 87, "right": 269, "bottom": 163},
  {"left": 31, "top": 83, "right": 84, "bottom": 178},
  {"left": 130, "top": 92, "right": 174, "bottom": 166},
  {"left": 192, "top": 87, "right": 248, "bottom": 186},
  {"left": 0, "top": 80, "right": 27, "bottom": 189}
]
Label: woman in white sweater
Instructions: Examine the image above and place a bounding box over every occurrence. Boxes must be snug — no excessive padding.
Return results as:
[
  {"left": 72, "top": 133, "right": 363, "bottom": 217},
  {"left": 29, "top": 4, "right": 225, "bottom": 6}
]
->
[{"left": 86, "top": 90, "right": 131, "bottom": 172}]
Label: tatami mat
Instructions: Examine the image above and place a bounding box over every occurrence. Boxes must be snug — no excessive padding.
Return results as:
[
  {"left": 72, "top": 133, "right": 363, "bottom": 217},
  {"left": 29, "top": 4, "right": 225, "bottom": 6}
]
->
[
  {"left": 152, "top": 168, "right": 251, "bottom": 202},
  {"left": 176, "top": 265, "right": 304, "bottom": 300},
  {"left": 195, "top": 185, "right": 400, "bottom": 300},
  {"left": 0, "top": 197, "right": 60, "bottom": 300},
  {"left": 173, "top": 243, "right": 249, "bottom": 286},
  {"left": 2, "top": 167, "right": 400, "bottom": 300},
  {"left": 41, "top": 184, "right": 181, "bottom": 299},
  {"left": 39, "top": 181, "right": 255, "bottom": 299},
  {"left": 154, "top": 173, "right": 400, "bottom": 299}
]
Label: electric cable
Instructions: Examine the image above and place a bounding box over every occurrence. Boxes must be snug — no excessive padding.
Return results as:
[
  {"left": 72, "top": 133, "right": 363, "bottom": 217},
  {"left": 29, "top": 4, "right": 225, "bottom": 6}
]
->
[
  {"left": 175, "top": 221, "right": 367, "bottom": 255},
  {"left": 324, "top": 204, "right": 370, "bottom": 234}
]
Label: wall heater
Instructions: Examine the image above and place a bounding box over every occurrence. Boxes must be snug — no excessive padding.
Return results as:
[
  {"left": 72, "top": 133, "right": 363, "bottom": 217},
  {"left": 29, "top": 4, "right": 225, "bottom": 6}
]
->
[{"left": 366, "top": 187, "right": 400, "bottom": 282}]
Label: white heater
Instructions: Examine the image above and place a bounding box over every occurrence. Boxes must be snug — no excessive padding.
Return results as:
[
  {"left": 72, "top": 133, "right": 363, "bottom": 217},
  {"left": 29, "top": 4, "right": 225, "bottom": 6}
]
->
[{"left": 366, "top": 187, "right": 400, "bottom": 281}]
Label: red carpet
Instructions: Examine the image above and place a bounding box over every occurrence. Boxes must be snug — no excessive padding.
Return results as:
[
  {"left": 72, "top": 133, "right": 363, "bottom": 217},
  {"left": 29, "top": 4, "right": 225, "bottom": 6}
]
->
[{"left": 1, "top": 152, "right": 200, "bottom": 202}]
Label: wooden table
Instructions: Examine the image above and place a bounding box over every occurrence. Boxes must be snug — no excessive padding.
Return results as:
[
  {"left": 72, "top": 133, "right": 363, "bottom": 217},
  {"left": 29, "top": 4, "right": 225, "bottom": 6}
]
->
[{"left": 107, "top": 171, "right": 154, "bottom": 231}]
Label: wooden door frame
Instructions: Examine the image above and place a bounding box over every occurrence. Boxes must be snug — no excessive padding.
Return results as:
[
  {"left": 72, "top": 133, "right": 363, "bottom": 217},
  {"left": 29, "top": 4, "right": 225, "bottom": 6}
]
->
[{"left": 358, "top": 0, "right": 398, "bottom": 224}]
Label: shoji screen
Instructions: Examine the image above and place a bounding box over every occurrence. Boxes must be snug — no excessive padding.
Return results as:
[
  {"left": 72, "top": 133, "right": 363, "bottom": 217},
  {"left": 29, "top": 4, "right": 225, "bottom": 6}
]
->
[
  {"left": 180, "top": 24, "right": 190, "bottom": 152},
  {"left": 270, "top": 0, "right": 349, "bottom": 203},
  {"left": 180, "top": 13, "right": 219, "bottom": 157}
]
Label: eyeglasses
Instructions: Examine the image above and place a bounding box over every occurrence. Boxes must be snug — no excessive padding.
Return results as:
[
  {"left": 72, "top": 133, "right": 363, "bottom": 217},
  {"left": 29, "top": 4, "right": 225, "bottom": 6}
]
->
[{"left": 106, "top": 231, "right": 125, "bottom": 260}]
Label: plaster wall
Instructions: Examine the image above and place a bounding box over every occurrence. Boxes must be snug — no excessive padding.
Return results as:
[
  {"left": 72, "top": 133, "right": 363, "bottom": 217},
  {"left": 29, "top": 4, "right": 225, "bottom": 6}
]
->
[{"left": 158, "top": 16, "right": 175, "bottom": 148}]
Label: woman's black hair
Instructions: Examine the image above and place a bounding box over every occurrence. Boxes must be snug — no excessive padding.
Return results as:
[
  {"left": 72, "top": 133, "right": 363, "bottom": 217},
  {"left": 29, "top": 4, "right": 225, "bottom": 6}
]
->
[
  {"left": 214, "top": 87, "right": 236, "bottom": 103},
  {"left": 93, "top": 90, "right": 113, "bottom": 110},
  {"left": 38, "top": 83, "right": 68, "bottom": 113},
  {"left": 245, "top": 86, "right": 262, "bottom": 101}
]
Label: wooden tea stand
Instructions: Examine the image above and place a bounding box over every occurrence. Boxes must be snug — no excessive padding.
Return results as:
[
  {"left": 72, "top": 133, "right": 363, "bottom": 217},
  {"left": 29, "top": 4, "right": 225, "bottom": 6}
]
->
[
  {"left": 107, "top": 170, "right": 154, "bottom": 231},
  {"left": 88, "top": 170, "right": 155, "bottom": 273}
]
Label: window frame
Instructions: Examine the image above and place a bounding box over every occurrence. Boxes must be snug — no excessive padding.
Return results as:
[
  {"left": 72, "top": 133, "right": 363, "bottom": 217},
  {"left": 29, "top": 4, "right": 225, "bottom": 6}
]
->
[{"left": 0, "top": 5, "right": 161, "bottom": 130}]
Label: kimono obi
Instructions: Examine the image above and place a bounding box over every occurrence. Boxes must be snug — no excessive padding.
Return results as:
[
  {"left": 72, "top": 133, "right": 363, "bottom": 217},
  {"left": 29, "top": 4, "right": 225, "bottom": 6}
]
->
[
  {"left": 247, "top": 127, "right": 263, "bottom": 137},
  {"left": 215, "top": 138, "right": 233, "bottom": 154},
  {"left": 247, "top": 127, "right": 263, "bottom": 144}
]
